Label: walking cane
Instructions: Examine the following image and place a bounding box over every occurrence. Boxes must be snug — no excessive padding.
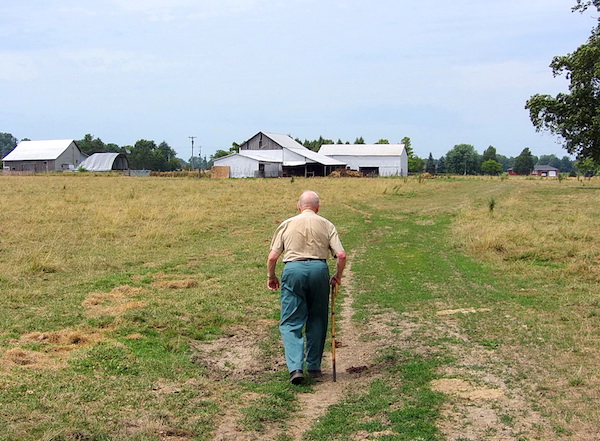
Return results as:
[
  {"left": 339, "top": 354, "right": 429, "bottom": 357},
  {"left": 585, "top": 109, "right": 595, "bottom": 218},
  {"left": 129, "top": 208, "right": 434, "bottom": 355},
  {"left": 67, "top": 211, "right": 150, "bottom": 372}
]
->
[{"left": 331, "top": 282, "right": 338, "bottom": 382}]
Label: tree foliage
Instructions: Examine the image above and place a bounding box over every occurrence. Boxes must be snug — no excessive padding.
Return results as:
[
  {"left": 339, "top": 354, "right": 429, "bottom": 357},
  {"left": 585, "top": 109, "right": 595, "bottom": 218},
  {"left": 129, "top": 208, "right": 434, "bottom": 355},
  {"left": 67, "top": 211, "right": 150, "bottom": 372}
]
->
[
  {"left": 437, "top": 156, "right": 446, "bottom": 173},
  {"left": 400, "top": 136, "right": 424, "bottom": 173},
  {"left": 482, "top": 145, "right": 497, "bottom": 163},
  {"left": 513, "top": 148, "right": 535, "bottom": 175},
  {"left": 77, "top": 134, "right": 122, "bottom": 156},
  {"left": 0, "top": 133, "right": 18, "bottom": 159},
  {"left": 445, "top": 144, "right": 480, "bottom": 175},
  {"left": 576, "top": 157, "right": 600, "bottom": 175},
  {"left": 300, "top": 136, "right": 334, "bottom": 152},
  {"left": 481, "top": 160, "right": 503, "bottom": 175},
  {"left": 425, "top": 153, "right": 436, "bottom": 174},
  {"left": 573, "top": 0, "right": 600, "bottom": 12},
  {"left": 526, "top": 7, "right": 600, "bottom": 163},
  {"left": 127, "top": 140, "right": 179, "bottom": 171}
]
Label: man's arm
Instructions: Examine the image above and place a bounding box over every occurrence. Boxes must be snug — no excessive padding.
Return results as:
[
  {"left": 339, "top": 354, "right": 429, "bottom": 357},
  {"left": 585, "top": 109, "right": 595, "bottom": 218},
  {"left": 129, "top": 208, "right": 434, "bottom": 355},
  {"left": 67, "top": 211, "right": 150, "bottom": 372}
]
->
[
  {"left": 330, "top": 250, "right": 347, "bottom": 286},
  {"left": 267, "top": 250, "right": 281, "bottom": 291}
]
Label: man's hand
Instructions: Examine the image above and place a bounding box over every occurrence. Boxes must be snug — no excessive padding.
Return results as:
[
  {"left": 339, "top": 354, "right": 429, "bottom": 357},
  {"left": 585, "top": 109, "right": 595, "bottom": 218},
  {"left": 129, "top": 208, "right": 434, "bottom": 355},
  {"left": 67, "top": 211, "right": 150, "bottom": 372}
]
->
[
  {"left": 330, "top": 273, "right": 342, "bottom": 286},
  {"left": 267, "top": 276, "right": 280, "bottom": 291}
]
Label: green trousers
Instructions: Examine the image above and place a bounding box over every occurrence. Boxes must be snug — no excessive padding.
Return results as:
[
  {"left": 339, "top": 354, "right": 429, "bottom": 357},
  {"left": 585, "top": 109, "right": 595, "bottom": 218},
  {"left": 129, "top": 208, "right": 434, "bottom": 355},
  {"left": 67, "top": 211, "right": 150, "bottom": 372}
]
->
[{"left": 279, "top": 260, "right": 330, "bottom": 372}]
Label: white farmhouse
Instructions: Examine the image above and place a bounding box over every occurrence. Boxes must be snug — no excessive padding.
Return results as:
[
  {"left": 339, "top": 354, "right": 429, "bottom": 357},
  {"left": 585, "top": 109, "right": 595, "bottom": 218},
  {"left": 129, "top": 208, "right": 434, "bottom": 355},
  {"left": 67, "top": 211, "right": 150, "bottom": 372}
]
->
[
  {"left": 2, "top": 139, "right": 86, "bottom": 172},
  {"left": 214, "top": 132, "right": 345, "bottom": 178},
  {"left": 318, "top": 144, "right": 408, "bottom": 177}
]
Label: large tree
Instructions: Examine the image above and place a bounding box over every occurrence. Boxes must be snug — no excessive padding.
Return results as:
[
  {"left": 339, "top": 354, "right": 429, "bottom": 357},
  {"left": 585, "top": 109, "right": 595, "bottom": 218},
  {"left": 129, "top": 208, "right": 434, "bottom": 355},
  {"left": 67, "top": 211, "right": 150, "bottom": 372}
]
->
[
  {"left": 481, "top": 160, "right": 503, "bottom": 175},
  {"left": 401, "top": 136, "right": 425, "bottom": 173},
  {"left": 525, "top": 4, "right": 600, "bottom": 162},
  {"left": 425, "top": 153, "right": 436, "bottom": 174},
  {"left": 445, "top": 144, "right": 480, "bottom": 175},
  {"left": 437, "top": 156, "right": 446, "bottom": 173},
  {"left": 127, "top": 139, "right": 179, "bottom": 171},
  {"left": 513, "top": 148, "right": 535, "bottom": 175}
]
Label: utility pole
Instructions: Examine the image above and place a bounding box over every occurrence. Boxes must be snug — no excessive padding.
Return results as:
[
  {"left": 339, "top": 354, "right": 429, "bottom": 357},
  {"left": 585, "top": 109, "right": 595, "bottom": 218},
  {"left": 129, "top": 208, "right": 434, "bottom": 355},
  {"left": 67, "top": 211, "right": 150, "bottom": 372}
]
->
[{"left": 189, "top": 136, "right": 196, "bottom": 170}]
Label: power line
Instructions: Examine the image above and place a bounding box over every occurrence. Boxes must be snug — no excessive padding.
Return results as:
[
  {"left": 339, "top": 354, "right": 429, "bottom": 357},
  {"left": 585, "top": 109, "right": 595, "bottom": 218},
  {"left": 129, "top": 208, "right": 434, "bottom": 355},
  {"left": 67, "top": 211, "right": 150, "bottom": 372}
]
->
[{"left": 189, "top": 136, "right": 196, "bottom": 170}]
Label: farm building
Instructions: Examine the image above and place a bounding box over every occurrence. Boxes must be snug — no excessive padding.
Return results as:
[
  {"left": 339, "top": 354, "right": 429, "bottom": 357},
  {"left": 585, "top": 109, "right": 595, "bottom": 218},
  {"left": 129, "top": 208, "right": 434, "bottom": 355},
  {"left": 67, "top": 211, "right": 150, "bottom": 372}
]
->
[
  {"left": 318, "top": 144, "right": 408, "bottom": 177},
  {"left": 213, "top": 132, "right": 345, "bottom": 178},
  {"left": 2, "top": 139, "right": 86, "bottom": 172},
  {"left": 532, "top": 165, "right": 560, "bottom": 177},
  {"left": 79, "top": 153, "right": 129, "bottom": 172},
  {"left": 507, "top": 165, "right": 560, "bottom": 177}
]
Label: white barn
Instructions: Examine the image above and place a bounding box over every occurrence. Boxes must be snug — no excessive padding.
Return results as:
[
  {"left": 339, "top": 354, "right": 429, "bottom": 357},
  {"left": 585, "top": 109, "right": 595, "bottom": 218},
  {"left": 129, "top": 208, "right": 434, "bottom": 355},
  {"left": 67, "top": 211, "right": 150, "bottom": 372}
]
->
[
  {"left": 318, "top": 144, "right": 408, "bottom": 177},
  {"left": 214, "top": 132, "right": 345, "bottom": 178},
  {"left": 2, "top": 139, "right": 86, "bottom": 172}
]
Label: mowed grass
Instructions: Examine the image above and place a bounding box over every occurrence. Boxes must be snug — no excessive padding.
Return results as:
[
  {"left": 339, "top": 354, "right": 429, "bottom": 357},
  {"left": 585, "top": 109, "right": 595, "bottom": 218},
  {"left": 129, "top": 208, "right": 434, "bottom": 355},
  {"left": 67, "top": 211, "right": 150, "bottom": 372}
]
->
[{"left": 0, "top": 174, "right": 598, "bottom": 440}]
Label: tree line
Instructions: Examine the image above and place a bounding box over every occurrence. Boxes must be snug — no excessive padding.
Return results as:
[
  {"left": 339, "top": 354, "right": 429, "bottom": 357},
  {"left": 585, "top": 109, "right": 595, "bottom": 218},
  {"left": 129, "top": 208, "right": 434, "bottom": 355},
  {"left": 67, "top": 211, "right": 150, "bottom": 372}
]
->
[{"left": 2, "top": 132, "right": 594, "bottom": 175}]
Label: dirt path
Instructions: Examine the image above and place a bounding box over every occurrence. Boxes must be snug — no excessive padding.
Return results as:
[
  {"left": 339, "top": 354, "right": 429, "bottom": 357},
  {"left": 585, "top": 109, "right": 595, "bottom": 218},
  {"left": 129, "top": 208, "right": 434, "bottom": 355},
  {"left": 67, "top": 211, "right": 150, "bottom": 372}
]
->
[
  {"left": 199, "top": 253, "right": 407, "bottom": 440},
  {"left": 283, "top": 257, "right": 406, "bottom": 440}
]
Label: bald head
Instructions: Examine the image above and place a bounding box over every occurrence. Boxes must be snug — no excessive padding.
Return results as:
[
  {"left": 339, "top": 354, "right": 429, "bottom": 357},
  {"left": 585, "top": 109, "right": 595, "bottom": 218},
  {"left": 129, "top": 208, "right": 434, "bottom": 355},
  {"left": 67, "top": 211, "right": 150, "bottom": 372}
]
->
[{"left": 298, "top": 190, "right": 320, "bottom": 212}]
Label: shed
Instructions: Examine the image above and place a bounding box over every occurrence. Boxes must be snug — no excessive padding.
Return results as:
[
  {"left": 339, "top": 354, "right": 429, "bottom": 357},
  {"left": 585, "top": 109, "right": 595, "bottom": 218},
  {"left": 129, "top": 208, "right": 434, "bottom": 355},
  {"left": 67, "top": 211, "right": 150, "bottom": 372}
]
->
[
  {"left": 79, "top": 153, "right": 129, "bottom": 172},
  {"left": 533, "top": 165, "right": 559, "bottom": 177},
  {"left": 318, "top": 144, "right": 408, "bottom": 177},
  {"left": 214, "top": 132, "right": 345, "bottom": 178},
  {"left": 2, "top": 139, "right": 85, "bottom": 172}
]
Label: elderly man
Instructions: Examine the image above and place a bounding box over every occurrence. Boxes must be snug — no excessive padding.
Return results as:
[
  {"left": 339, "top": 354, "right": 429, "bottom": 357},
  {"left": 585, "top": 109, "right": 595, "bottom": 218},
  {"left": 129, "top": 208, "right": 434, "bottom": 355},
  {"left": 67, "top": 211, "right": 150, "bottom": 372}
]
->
[{"left": 267, "top": 190, "right": 347, "bottom": 385}]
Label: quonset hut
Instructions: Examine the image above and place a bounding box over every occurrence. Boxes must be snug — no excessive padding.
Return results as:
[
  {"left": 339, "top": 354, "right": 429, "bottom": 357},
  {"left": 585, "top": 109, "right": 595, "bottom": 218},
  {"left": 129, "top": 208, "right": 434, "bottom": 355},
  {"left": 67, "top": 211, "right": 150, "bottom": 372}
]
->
[{"left": 79, "top": 153, "right": 129, "bottom": 172}]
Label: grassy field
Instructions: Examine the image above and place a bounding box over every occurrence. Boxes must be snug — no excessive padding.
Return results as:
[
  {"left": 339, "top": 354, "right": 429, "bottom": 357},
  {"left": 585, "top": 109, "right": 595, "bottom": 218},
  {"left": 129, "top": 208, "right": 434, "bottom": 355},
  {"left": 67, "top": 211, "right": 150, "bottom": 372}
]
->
[{"left": 0, "top": 174, "right": 598, "bottom": 440}]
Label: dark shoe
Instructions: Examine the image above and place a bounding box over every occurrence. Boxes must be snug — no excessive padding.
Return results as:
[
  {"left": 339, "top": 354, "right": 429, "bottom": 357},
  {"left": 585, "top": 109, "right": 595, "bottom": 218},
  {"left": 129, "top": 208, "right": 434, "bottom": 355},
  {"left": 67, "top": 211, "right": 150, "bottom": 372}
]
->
[
  {"left": 308, "top": 369, "right": 323, "bottom": 379},
  {"left": 289, "top": 370, "right": 304, "bottom": 385}
]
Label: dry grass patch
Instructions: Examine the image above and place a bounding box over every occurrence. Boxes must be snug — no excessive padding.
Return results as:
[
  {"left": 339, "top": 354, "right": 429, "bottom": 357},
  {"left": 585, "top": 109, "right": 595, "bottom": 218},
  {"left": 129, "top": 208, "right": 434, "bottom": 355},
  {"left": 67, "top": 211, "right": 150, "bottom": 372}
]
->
[
  {"left": 153, "top": 279, "right": 199, "bottom": 290},
  {"left": 83, "top": 285, "right": 146, "bottom": 317},
  {"left": 2, "top": 348, "right": 67, "bottom": 370}
]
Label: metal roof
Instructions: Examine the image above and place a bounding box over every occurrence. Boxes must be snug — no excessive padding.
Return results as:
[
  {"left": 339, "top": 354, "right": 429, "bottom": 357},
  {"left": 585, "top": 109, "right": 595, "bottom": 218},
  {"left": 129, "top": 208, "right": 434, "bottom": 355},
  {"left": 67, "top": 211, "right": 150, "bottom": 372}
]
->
[
  {"left": 262, "top": 132, "right": 305, "bottom": 150},
  {"left": 533, "top": 165, "right": 559, "bottom": 171},
  {"left": 2, "top": 139, "right": 77, "bottom": 161},
  {"left": 79, "top": 153, "right": 127, "bottom": 171},
  {"left": 318, "top": 144, "right": 406, "bottom": 156},
  {"left": 260, "top": 133, "right": 345, "bottom": 166}
]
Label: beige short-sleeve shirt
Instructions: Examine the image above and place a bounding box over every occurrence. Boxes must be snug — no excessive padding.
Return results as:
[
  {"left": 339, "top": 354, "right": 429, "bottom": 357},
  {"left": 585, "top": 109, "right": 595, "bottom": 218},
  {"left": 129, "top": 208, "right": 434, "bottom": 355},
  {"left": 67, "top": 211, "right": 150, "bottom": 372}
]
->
[{"left": 270, "top": 209, "right": 344, "bottom": 262}]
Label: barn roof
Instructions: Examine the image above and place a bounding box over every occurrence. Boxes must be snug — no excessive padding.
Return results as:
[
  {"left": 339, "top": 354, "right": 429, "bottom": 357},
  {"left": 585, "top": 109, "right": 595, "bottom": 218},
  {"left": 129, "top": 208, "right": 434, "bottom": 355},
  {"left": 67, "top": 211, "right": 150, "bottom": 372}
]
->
[
  {"left": 2, "top": 139, "right": 78, "bottom": 161},
  {"left": 79, "top": 153, "right": 128, "bottom": 171},
  {"left": 259, "top": 133, "right": 345, "bottom": 166},
  {"left": 533, "top": 165, "right": 560, "bottom": 171},
  {"left": 318, "top": 144, "right": 406, "bottom": 156}
]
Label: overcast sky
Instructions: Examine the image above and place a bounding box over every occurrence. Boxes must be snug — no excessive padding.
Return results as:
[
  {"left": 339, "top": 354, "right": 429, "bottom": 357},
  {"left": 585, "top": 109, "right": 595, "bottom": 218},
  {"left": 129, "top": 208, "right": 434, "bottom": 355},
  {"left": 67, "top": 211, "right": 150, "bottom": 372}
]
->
[{"left": 1, "top": 1, "right": 596, "bottom": 160}]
